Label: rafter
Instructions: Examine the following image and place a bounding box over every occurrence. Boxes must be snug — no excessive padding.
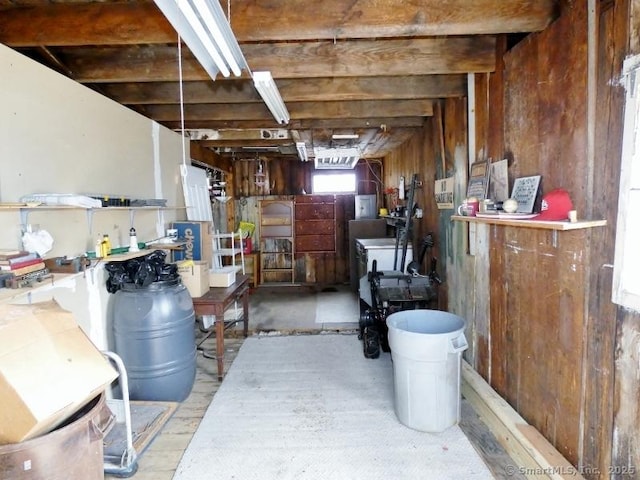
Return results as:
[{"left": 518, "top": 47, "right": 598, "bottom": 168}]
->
[
  {"left": 160, "top": 117, "right": 427, "bottom": 131},
  {"left": 138, "top": 99, "right": 433, "bottom": 122},
  {"left": 46, "top": 36, "right": 495, "bottom": 83},
  {"left": 0, "top": 1, "right": 557, "bottom": 45},
  {"left": 95, "top": 75, "right": 466, "bottom": 104}
]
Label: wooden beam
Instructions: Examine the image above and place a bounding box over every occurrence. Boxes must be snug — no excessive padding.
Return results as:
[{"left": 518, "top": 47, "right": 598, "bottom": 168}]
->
[
  {"left": 139, "top": 100, "right": 434, "bottom": 122},
  {"left": 0, "top": 1, "right": 557, "bottom": 45},
  {"left": 58, "top": 37, "right": 496, "bottom": 82},
  {"left": 461, "top": 361, "right": 585, "bottom": 480},
  {"left": 160, "top": 117, "right": 427, "bottom": 130},
  {"left": 241, "top": 37, "right": 497, "bottom": 78},
  {"left": 0, "top": 3, "right": 174, "bottom": 46},
  {"left": 97, "top": 75, "right": 467, "bottom": 105},
  {"left": 230, "top": 0, "right": 558, "bottom": 41},
  {"left": 189, "top": 142, "right": 231, "bottom": 173},
  {"left": 198, "top": 139, "right": 293, "bottom": 148}
]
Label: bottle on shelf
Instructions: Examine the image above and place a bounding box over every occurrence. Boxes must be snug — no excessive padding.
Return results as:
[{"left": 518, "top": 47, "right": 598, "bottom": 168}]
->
[
  {"left": 95, "top": 237, "right": 103, "bottom": 258},
  {"left": 129, "top": 228, "right": 140, "bottom": 252},
  {"left": 102, "top": 234, "right": 112, "bottom": 256}
]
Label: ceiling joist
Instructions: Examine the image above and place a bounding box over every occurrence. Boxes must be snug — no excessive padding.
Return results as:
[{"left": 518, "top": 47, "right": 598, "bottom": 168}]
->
[
  {"left": 0, "top": 0, "right": 560, "bottom": 161},
  {"left": 0, "top": 1, "right": 557, "bottom": 46}
]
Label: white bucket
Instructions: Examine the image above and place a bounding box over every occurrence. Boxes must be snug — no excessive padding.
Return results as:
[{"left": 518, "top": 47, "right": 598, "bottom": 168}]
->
[{"left": 387, "top": 310, "right": 468, "bottom": 432}]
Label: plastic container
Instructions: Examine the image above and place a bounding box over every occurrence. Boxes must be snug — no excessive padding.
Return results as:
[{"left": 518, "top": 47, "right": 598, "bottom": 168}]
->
[
  {"left": 111, "top": 278, "right": 196, "bottom": 402},
  {"left": 386, "top": 310, "right": 468, "bottom": 432}
]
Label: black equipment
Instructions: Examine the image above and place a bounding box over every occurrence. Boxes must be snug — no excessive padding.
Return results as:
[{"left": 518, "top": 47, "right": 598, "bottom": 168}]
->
[{"left": 357, "top": 174, "right": 442, "bottom": 359}]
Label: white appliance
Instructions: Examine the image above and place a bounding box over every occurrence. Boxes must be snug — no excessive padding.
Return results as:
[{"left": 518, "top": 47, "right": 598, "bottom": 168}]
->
[
  {"left": 355, "top": 237, "right": 414, "bottom": 306},
  {"left": 355, "top": 237, "right": 413, "bottom": 278}
]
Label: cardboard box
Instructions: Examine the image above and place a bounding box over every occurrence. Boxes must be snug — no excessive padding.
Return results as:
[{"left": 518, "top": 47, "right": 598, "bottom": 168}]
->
[
  {"left": 177, "top": 260, "right": 210, "bottom": 297},
  {"left": 209, "top": 266, "right": 237, "bottom": 287},
  {"left": 0, "top": 301, "right": 118, "bottom": 444},
  {"left": 172, "top": 221, "right": 213, "bottom": 268}
]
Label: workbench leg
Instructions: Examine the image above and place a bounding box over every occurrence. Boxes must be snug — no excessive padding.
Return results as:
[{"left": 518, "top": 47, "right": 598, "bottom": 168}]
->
[
  {"left": 216, "top": 316, "right": 224, "bottom": 380},
  {"left": 242, "top": 291, "right": 249, "bottom": 338}
]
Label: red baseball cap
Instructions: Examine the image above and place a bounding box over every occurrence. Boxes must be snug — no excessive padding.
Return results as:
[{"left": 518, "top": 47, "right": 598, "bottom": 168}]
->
[{"left": 532, "top": 188, "right": 573, "bottom": 221}]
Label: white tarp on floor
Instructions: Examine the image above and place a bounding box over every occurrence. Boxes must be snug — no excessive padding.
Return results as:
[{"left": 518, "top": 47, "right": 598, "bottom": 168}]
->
[{"left": 174, "top": 334, "right": 493, "bottom": 480}]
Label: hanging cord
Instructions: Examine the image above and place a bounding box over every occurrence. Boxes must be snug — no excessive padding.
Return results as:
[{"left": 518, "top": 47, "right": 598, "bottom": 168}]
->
[{"left": 177, "top": 35, "right": 187, "bottom": 169}]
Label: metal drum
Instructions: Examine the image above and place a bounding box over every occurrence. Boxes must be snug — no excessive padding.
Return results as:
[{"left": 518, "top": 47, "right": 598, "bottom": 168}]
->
[
  {"left": 111, "top": 278, "right": 196, "bottom": 402},
  {"left": 0, "top": 394, "right": 112, "bottom": 480}
]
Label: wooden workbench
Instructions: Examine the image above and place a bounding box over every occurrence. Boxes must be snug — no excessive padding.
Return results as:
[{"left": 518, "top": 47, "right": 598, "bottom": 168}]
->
[{"left": 192, "top": 275, "right": 250, "bottom": 380}]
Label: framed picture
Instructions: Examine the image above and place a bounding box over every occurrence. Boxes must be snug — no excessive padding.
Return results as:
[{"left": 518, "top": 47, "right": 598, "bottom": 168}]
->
[
  {"left": 488, "top": 159, "right": 509, "bottom": 202},
  {"left": 466, "top": 160, "right": 490, "bottom": 200},
  {"left": 510, "top": 175, "right": 541, "bottom": 213}
]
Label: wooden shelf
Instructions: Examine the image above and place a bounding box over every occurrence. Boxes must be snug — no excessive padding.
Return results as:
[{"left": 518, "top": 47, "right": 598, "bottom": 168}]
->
[
  {"left": 0, "top": 204, "right": 184, "bottom": 211},
  {"left": 260, "top": 200, "right": 295, "bottom": 284},
  {"left": 452, "top": 215, "right": 607, "bottom": 230},
  {"left": 0, "top": 272, "right": 83, "bottom": 303}
]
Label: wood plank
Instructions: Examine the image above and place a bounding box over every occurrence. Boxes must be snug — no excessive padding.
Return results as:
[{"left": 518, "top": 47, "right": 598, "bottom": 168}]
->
[
  {"left": 0, "top": 3, "right": 175, "bottom": 46},
  {"left": 141, "top": 100, "right": 434, "bottom": 122},
  {"left": 452, "top": 215, "right": 607, "bottom": 230},
  {"left": 461, "top": 361, "right": 586, "bottom": 480},
  {"left": 588, "top": 0, "right": 631, "bottom": 476},
  {"left": 161, "top": 117, "right": 427, "bottom": 131},
  {"left": 60, "top": 37, "right": 496, "bottom": 83},
  {"left": 247, "top": 37, "right": 497, "bottom": 78},
  {"left": 459, "top": 400, "right": 527, "bottom": 480},
  {"left": 230, "top": 0, "right": 557, "bottom": 41},
  {"left": 97, "top": 75, "right": 467, "bottom": 105},
  {"left": 0, "top": 1, "right": 556, "bottom": 46}
]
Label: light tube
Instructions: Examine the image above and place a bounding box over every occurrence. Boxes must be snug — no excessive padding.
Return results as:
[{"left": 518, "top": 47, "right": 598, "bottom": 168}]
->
[
  {"left": 296, "top": 142, "right": 308, "bottom": 162},
  {"left": 154, "top": 0, "right": 248, "bottom": 79},
  {"left": 253, "top": 71, "right": 290, "bottom": 125}
]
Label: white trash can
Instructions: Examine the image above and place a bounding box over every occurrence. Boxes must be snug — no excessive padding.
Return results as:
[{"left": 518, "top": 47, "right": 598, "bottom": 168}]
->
[{"left": 387, "top": 310, "right": 468, "bottom": 433}]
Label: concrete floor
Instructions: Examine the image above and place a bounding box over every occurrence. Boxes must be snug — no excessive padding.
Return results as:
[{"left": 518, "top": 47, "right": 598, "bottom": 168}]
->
[
  {"left": 247, "top": 284, "right": 360, "bottom": 333},
  {"left": 106, "top": 285, "right": 522, "bottom": 480}
]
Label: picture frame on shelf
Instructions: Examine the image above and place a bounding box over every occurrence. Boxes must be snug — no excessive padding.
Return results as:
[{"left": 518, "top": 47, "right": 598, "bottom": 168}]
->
[
  {"left": 466, "top": 160, "right": 490, "bottom": 200},
  {"left": 488, "top": 159, "right": 509, "bottom": 202},
  {"left": 510, "top": 175, "right": 542, "bottom": 213}
]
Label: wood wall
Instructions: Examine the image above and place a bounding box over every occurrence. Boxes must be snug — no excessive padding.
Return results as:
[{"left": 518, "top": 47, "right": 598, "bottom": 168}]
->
[
  {"left": 219, "top": 4, "right": 640, "bottom": 476},
  {"left": 457, "top": 1, "right": 639, "bottom": 478},
  {"left": 228, "top": 157, "right": 381, "bottom": 285}
]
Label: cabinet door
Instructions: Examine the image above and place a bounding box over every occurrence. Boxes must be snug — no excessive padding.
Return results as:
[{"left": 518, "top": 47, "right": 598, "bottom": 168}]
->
[{"left": 259, "top": 200, "right": 295, "bottom": 284}]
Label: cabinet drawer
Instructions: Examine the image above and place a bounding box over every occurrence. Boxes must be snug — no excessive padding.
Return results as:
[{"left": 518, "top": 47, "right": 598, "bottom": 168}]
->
[
  {"left": 295, "top": 203, "right": 335, "bottom": 220},
  {"left": 295, "top": 219, "right": 334, "bottom": 235},
  {"left": 296, "top": 235, "right": 335, "bottom": 252}
]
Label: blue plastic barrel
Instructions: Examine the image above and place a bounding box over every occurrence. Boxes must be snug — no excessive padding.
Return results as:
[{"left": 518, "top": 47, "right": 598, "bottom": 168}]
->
[{"left": 111, "top": 278, "right": 196, "bottom": 402}]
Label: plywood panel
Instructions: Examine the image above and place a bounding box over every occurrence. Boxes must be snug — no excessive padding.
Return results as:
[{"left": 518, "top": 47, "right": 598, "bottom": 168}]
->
[
  {"left": 496, "top": 3, "right": 592, "bottom": 467},
  {"left": 592, "top": 0, "right": 633, "bottom": 477}
]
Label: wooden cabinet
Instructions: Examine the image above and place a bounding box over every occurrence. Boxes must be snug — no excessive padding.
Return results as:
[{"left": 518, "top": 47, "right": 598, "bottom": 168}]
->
[
  {"left": 259, "top": 200, "right": 294, "bottom": 284},
  {"left": 294, "top": 195, "right": 336, "bottom": 252}
]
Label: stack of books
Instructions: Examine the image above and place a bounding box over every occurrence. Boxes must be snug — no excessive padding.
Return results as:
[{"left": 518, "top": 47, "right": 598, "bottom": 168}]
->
[{"left": 0, "top": 250, "right": 48, "bottom": 285}]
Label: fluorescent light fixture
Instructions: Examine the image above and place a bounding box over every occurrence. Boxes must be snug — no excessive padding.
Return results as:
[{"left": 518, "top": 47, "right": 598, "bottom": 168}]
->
[
  {"left": 332, "top": 134, "right": 359, "bottom": 140},
  {"left": 313, "top": 147, "right": 361, "bottom": 170},
  {"left": 242, "top": 146, "right": 280, "bottom": 151},
  {"left": 296, "top": 142, "right": 309, "bottom": 162},
  {"left": 153, "top": 0, "right": 248, "bottom": 79},
  {"left": 253, "top": 71, "right": 290, "bottom": 125}
]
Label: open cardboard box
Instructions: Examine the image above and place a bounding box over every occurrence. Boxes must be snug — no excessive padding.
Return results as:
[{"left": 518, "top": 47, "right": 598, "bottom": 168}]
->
[{"left": 0, "top": 301, "right": 118, "bottom": 445}]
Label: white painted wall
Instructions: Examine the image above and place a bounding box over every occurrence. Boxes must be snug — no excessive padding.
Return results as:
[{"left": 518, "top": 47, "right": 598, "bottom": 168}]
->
[{"left": 0, "top": 44, "right": 190, "bottom": 349}]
